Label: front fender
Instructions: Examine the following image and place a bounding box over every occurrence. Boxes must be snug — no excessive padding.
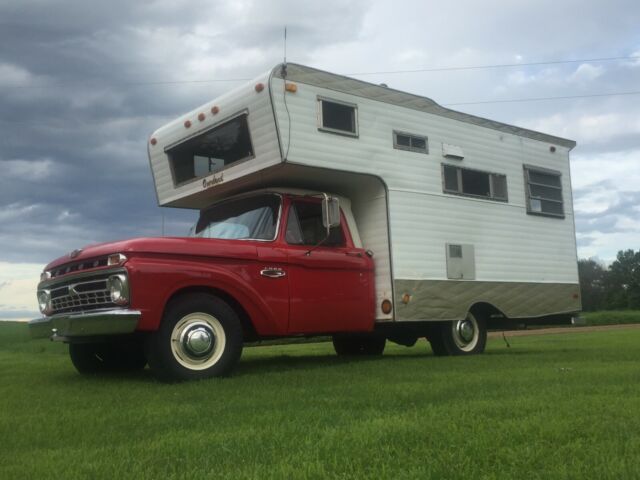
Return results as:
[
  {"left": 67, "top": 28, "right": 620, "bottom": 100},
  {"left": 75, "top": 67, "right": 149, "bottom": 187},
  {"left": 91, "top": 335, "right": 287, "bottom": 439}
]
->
[{"left": 126, "top": 256, "right": 288, "bottom": 336}]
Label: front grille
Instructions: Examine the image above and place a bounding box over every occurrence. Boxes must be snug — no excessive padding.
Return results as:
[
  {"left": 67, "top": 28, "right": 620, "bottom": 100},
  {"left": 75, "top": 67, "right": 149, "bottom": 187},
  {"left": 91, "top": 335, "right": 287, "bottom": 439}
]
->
[
  {"left": 48, "top": 272, "right": 119, "bottom": 315},
  {"left": 50, "top": 257, "right": 109, "bottom": 279}
]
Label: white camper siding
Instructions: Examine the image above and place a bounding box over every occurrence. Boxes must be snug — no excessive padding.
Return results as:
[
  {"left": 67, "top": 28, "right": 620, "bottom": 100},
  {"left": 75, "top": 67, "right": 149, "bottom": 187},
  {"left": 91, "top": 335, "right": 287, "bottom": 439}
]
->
[
  {"left": 149, "top": 72, "right": 282, "bottom": 207},
  {"left": 271, "top": 76, "right": 578, "bottom": 284},
  {"left": 389, "top": 192, "right": 579, "bottom": 283},
  {"left": 349, "top": 186, "right": 394, "bottom": 320}
]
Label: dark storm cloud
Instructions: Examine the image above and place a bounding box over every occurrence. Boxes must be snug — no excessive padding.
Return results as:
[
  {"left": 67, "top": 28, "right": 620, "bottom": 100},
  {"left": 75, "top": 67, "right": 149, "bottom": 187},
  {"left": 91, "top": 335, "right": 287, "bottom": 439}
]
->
[{"left": 0, "top": 1, "right": 369, "bottom": 263}]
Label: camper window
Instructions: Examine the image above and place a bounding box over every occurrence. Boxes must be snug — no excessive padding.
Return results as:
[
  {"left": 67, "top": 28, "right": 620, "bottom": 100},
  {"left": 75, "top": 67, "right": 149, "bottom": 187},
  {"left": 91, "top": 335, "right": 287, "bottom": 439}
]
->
[
  {"left": 167, "top": 112, "right": 254, "bottom": 186},
  {"left": 442, "top": 164, "right": 508, "bottom": 202},
  {"left": 317, "top": 98, "right": 358, "bottom": 137},
  {"left": 393, "top": 131, "right": 428, "bottom": 154},
  {"left": 524, "top": 165, "right": 564, "bottom": 217}
]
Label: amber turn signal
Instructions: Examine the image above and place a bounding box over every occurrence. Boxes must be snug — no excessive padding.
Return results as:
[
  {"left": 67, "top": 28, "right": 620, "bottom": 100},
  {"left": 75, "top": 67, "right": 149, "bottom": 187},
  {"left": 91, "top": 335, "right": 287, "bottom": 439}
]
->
[
  {"left": 285, "top": 82, "right": 298, "bottom": 93},
  {"left": 381, "top": 300, "right": 393, "bottom": 314}
]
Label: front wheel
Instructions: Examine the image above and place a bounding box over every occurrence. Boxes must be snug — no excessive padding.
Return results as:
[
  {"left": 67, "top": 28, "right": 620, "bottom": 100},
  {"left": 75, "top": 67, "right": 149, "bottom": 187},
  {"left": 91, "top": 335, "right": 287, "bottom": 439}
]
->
[
  {"left": 146, "top": 293, "right": 243, "bottom": 382},
  {"left": 428, "top": 312, "right": 487, "bottom": 356}
]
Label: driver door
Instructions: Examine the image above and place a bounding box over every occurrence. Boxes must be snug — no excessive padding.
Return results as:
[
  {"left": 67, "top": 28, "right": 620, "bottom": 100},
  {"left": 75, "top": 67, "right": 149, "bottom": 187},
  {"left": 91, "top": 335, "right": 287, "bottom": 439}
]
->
[{"left": 284, "top": 199, "right": 374, "bottom": 334}]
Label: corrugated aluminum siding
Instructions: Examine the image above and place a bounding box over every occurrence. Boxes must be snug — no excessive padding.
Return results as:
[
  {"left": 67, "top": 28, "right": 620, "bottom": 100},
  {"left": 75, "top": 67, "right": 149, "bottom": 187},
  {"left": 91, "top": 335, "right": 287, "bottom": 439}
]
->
[{"left": 271, "top": 75, "right": 578, "bottom": 284}]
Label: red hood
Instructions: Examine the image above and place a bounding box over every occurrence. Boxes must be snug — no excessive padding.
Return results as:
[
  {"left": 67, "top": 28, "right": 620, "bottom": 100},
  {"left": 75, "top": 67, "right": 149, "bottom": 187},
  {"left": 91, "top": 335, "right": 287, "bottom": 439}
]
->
[{"left": 45, "top": 237, "right": 260, "bottom": 270}]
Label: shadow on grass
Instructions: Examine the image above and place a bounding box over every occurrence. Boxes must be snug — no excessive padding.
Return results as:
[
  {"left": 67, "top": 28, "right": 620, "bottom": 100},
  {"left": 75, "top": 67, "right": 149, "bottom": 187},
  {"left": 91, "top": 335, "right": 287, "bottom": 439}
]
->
[{"left": 42, "top": 343, "right": 552, "bottom": 385}]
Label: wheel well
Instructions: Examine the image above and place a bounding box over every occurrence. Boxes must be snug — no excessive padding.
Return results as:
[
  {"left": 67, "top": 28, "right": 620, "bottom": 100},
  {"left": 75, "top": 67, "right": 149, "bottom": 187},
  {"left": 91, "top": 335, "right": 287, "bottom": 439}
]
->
[
  {"left": 164, "top": 286, "right": 258, "bottom": 341},
  {"left": 469, "top": 302, "right": 506, "bottom": 329}
]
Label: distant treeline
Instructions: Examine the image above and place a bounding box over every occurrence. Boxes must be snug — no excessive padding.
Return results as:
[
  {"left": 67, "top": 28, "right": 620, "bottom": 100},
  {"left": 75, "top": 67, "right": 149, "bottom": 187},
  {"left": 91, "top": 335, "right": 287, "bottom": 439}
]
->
[{"left": 578, "top": 249, "right": 640, "bottom": 311}]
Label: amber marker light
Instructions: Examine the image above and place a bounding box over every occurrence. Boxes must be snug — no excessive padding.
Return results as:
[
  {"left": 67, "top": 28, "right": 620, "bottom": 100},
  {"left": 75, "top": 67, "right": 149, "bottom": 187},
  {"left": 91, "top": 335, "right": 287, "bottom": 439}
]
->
[
  {"left": 381, "top": 300, "right": 393, "bottom": 314},
  {"left": 255, "top": 82, "right": 264, "bottom": 92},
  {"left": 285, "top": 82, "right": 298, "bottom": 93},
  {"left": 211, "top": 106, "right": 219, "bottom": 115},
  {"left": 198, "top": 112, "right": 206, "bottom": 121},
  {"left": 184, "top": 120, "right": 192, "bottom": 128},
  {"left": 150, "top": 138, "right": 157, "bottom": 146},
  {"left": 402, "top": 293, "right": 411, "bottom": 304}
]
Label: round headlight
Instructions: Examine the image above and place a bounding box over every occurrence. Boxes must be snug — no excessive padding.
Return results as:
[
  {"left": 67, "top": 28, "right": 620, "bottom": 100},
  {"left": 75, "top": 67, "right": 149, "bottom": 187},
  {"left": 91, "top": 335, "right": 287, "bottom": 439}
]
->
[
  {"left": 108, "top": 275, "right": 129, "bottom": 305},
  {"left": 37, "top": 290, "right": 51, "bottom": 315}
]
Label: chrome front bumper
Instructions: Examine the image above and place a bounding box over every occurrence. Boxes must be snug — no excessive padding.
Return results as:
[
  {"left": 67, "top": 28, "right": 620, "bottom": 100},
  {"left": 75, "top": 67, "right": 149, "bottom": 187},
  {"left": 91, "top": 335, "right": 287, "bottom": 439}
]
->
[{"left": 29, "top": 309, "right": 141, "bottom": 340}]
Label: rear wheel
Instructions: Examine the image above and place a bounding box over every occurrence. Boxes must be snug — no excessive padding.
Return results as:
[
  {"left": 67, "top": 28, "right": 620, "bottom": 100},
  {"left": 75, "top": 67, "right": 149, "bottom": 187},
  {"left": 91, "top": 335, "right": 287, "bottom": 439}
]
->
[
  {"left": 427, "top": 312, "right": 487, "bottom": 356},
  {"left": 69, "top": 341, "right": 146, "bottom": 374},
  {"left": 146, "top": 293, "right": 243, "bottom": 382},
  {"left": 332, "top": 334, "right": 386, "bottom": 356}
]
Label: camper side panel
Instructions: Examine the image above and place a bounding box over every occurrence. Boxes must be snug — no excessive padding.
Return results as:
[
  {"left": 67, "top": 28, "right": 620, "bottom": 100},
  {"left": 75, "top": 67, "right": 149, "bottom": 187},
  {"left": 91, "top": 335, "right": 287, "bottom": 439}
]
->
[{"left": 271, "top": 76, "right": 580, "bottom": 321}]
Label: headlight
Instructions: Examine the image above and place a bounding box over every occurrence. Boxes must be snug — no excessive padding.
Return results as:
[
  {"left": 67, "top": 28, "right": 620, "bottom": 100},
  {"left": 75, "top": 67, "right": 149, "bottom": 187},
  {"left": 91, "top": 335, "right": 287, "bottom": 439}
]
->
[
  {"left": 108, "top": 274, "right": 129, "bottom": 305},
  {"left": 37, "top": 290, "right": 52, "bottom": 315}
]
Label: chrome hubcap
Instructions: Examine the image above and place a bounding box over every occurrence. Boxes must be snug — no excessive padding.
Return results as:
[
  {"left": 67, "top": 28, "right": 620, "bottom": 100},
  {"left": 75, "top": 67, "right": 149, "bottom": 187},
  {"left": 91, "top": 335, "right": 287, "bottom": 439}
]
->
[
  {"left": 182, "top": 324, "right": 215, "bottom": 358},
  {"left": 457, "top": 320, "right": 475, "bottom": 342},
  {"left": 171, "top": 313, "right": 226, "bottom": 370},
  {"left": 452, "top": 313, "right": 480, "bottom": 352}
]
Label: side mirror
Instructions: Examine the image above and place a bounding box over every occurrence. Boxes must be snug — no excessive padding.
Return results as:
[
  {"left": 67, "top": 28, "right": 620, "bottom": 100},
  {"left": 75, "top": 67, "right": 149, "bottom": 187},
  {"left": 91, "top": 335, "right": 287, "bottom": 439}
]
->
[{"left": 322, "top": 196, "right": 341, "bottom": 229}]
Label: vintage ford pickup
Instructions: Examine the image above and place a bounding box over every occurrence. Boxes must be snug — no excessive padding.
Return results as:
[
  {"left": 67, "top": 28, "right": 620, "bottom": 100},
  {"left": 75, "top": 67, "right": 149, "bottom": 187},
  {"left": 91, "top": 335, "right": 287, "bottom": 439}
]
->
[{"left": 30, "top": 64, "right": 581, "bottom": 380}]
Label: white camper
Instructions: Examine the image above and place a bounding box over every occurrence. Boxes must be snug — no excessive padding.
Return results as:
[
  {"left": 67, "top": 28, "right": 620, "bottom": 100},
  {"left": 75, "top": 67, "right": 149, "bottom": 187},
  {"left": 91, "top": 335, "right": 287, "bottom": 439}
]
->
[{"left": 148, "top": 63, "right": 581, "bottom": 331}]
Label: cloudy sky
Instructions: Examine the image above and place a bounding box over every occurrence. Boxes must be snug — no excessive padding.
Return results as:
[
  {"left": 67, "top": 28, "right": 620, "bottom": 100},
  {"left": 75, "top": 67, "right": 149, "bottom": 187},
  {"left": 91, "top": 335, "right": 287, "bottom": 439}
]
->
[{"left": 1, "top": 0, "right": 639, "bottom": 320}]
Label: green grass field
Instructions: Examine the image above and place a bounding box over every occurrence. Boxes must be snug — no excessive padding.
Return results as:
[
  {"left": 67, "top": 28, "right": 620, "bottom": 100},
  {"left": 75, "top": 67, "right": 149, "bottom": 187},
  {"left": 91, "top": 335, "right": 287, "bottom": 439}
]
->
[{"left": 1, "top": 321, "right": 640, "bottom": 479}]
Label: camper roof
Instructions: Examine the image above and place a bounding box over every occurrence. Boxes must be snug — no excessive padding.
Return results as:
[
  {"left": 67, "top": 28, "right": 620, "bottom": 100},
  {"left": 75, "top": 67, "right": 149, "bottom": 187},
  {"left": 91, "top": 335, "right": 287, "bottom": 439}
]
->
[{"left": 273, "top": 63, "right": 576, "bottom": 150}]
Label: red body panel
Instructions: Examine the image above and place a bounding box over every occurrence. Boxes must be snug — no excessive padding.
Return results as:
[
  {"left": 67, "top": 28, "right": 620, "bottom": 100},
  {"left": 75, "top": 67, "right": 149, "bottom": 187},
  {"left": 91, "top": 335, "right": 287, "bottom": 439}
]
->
[
  {"left": 286, "top": 245, "right": 374, "bottom": 333},
  {"left": 45, "top": 194, "right": 376, "bottom": 337}
]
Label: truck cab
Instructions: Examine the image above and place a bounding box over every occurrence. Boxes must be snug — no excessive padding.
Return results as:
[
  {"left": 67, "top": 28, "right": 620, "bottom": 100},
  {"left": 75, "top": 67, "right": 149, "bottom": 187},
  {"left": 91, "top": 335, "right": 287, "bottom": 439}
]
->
[{"left": 31, "top": 190, "right": 378, "bottom": 380}]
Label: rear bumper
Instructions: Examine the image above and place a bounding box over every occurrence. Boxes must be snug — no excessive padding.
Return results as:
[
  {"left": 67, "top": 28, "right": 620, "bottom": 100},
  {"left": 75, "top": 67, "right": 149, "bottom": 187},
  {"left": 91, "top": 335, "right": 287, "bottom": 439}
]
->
[{"left": 29, "top": 309, "right": 141, "bottom": 340}]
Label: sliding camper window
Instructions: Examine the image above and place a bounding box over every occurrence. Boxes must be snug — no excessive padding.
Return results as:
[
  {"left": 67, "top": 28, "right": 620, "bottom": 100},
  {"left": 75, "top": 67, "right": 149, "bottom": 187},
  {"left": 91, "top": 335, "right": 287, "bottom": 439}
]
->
[
  {"left": 523, "top": 165, "right": 564, "bottom": 217},
  {"left": 442, "top": 164, "right": 508, "bottom": 202},
  {"left": 167, "top": 113, "right": 254, "bottom": 186},
  {"left": 317, "top": 97, "right": 358, "bottom": 137},
  {"left": 393, "top": 131, "right": 428, "bottom": 154}
]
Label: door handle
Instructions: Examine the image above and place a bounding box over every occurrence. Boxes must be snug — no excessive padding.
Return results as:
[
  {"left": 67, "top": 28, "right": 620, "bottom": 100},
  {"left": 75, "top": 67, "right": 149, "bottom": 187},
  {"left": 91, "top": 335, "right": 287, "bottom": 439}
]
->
[
  {"left": 345, "top": 251, "right": 363, "bottom": 257},
  {"left": 260, "top": 268, "right": 286, "bottom": 278}
]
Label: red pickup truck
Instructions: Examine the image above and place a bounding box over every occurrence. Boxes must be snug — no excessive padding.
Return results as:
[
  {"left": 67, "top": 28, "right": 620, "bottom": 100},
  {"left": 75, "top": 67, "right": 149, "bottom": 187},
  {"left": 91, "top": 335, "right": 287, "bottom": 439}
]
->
[{"left": 30, "top": 191, "right": 398, "bottom": 381}]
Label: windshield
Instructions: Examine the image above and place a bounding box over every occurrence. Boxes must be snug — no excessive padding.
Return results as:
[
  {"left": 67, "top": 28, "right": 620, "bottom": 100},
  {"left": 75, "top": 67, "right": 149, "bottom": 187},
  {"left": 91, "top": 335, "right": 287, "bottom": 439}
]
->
[{"left": 192, "top": 194, "right": 280, "bottom": 240}]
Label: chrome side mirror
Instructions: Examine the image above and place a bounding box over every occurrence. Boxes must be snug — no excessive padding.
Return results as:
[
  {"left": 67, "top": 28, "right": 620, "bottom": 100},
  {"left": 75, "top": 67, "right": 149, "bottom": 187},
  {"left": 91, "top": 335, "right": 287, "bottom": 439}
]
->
[{"left": 322, "top": 195, "right": 340, "bottom": 229}]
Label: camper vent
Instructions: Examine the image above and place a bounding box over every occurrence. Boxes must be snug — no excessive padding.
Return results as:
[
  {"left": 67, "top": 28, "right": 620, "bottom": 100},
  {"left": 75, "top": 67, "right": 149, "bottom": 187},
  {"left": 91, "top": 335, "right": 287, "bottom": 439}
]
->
[
  {"left": 446, "top": 243, "right": 476, "bottom": 280},
  {"left": 448, "top": 244, "right": 463, "bottom": 258},
  {"left": 442, "top": 143, "right": 464, "bottom": 160}
]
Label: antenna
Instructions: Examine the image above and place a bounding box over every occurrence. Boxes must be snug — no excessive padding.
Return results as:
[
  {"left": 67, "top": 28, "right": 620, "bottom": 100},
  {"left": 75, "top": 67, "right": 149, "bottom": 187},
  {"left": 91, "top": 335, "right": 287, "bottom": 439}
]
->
[
  {"left": 281, "top": 25, "right": 291, "bottom": 161},
  {"left": 284, "top": 26, "right": 287, "bottom": 66}
]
